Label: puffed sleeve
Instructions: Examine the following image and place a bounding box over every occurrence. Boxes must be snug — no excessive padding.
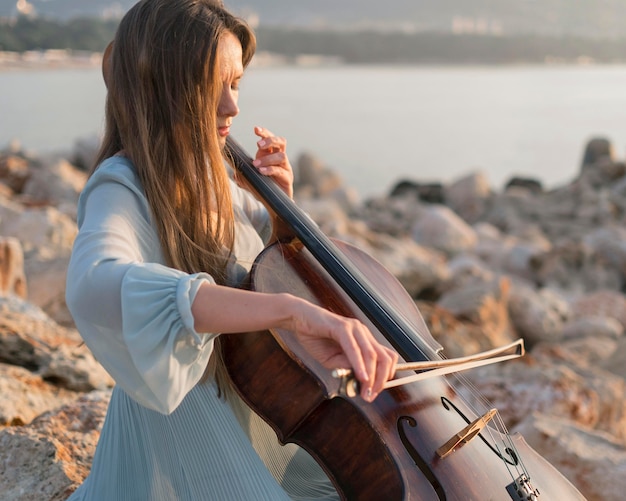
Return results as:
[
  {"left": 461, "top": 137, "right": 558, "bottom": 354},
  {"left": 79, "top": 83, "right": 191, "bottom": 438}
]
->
[{"left": 66, "top": 157, "right": 217, "bottom": 414}]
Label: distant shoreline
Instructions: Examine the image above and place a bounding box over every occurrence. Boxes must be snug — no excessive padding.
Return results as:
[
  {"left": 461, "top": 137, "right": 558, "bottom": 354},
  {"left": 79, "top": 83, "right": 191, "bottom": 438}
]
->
[
  {"left": 1, "top": 48, "right": 622, "bottom": 74},
  {"left": 0, "top": 49, "right": 333, "bottom": 72},
  {"left": 0, "top": 49, "right": 102, "bottom": 72}
]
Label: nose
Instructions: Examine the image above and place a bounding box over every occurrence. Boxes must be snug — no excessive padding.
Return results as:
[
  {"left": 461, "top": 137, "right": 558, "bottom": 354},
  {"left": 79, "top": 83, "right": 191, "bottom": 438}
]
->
[{"left": 218, "top": 85, "right": 239, "bottom": 118}]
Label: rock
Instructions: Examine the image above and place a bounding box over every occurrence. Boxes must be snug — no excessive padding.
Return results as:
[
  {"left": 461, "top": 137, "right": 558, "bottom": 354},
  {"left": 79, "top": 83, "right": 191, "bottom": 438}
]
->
[
  {"left": 410, "top": 204, "right": 477, "bottom": 257},
  {"left": 479, "top": 186, "right": 536, "bottom": 234},
  {"left": 445, "top": 171, "right": 491, "bottom": 223},
  {"left": 507, "top": 284, "right": 570, "bottom": 346},
  {"left": 527, "top": 345, "right": 626, "bottom": 441},
  {"left": 0, "top": 204, "right": 77, "bottom": 258},
  {"left": 534, "top": 335, "right": 620, "bottom": 370},
  {"left": 0, "top": 363, "right": 79, "bottom": 426},
  {"left": 504, "top": 176, "right": 543, "bottom": 194},
  {"left": 0, "top": 390, "right": 111, "bottom": 501},
  {"left": 602, "top": 337, "right": 626, "bottom": 379},
  {"left": 514, "top": 413, "right": 626, "bottom": 501},
  {"left": 294, "top": 151, "right": 325, "bottom": 188},
  {"left": 577, "top": 136, "right": 625, "bottom": 188},
  {"left": 0, "top": 180, "right": 13, "bottom": 200},
  {"left": 21, "top": 158, "right": 87, "bottom": 207},
  {"left": 0, "top": 236, "right": 27, "bottom": 299},
  {"left": 437, "top": 276, "right": 516, "bottom": 349},
  {"left": 416, "top": 301, "right": 490, "bottom": 358},
  {"left": 361, "top": 195, "right": 423, "bottom": 236},
  {"left": 295, "top": 152, "right": 343, "bottom": 196},
  {"left": 473, "top": 222, "right": 550, "bottom": 284},
  {"left": 531, "top": 239, "right": 621, "bottom": 294},
  {"left": 570, "top": 290, "right": 626, "bottom": 330},
  {"left": 0, "top": 153, "right": 31, "bottom": 193},
  {"left": 581, "top": 137, "right": 614, "bottom": 169},
  {"left": 24, "top": 254, "right": 74, "bottom": 327},
  {"left": 583, "top": 225, "right": 626, "bottom": 279},
  {"left": 561, "top": 316, "right": 624, "bottom": 341},
  {"left": 444, "top": 253, "right": 496, "bottom": 291},
  {"left": 296, "top": 197, "right": 351, "bottom": 237},
  {"left": 295, "top": 154, "right": 360, "bottom": 214},
  {"left": 609, "top": 176, "right": 626, "bottom": 214},
  {"left": 388, "top": 179, "right": 445, "bottom": 204},
  {"left": 0, "top": 297, "right": 114, "bottom": 392},
  {"left": 71, "top": 135, "right": 100, "bottom": 172}
]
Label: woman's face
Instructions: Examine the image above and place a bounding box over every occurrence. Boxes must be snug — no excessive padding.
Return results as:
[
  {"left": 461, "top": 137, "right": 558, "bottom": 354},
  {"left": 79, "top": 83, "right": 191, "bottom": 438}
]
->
[{"left": 216, "top": 32, "right": 244, "bottom": 146}]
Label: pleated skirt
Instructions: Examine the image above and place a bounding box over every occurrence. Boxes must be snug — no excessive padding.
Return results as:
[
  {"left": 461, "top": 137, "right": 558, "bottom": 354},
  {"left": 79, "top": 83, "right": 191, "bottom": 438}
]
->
[{"left": 69, "top": 382, "right": 339, "bottom": 501}]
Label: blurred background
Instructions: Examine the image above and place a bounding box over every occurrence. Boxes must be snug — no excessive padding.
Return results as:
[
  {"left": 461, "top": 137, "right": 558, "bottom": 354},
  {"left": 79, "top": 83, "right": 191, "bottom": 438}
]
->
[
  {"left": 2, "top": 0, "right": 626, "bottom": 196},
  {"left": 2, "top": 7, "right": 626, "bottom": 498}
]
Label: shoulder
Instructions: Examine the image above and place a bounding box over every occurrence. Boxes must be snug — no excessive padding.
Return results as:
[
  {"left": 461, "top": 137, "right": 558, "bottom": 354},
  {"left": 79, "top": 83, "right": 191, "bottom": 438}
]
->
[
  {"left": 76, "top": 155, "right": 149, "bottom": 225},
  {"left": 79, "top": 155, "right": 147, "bottom": 204},
  {"left": 88, "top": 155, "right": 142, "bottom": 193}
]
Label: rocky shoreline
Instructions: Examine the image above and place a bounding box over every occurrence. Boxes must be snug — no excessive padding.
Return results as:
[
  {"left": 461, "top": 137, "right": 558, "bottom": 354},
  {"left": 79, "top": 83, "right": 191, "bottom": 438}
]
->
[{"left": 1, "top": 136, "right": 626, "bottom": 499}]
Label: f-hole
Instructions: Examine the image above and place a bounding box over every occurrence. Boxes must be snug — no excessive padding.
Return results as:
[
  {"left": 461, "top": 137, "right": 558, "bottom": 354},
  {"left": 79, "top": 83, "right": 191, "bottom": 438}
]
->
[{"left": 398, "top": 416, "right": 447, "bottom": 500}]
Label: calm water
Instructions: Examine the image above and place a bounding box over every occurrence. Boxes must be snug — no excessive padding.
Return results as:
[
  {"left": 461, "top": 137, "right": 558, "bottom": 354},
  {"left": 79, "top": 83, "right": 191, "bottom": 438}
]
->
[{"left": 3, "top": 64, "right": 626, "bottom": 197}]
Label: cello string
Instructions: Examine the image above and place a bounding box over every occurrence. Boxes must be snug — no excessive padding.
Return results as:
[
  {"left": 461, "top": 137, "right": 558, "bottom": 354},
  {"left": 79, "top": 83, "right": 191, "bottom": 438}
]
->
[
  {"left": 375, "top": 286, "right": 534, "bottom": 481},
  {"left": 445, "top": 361, "right": 530, "bottom": 481}
]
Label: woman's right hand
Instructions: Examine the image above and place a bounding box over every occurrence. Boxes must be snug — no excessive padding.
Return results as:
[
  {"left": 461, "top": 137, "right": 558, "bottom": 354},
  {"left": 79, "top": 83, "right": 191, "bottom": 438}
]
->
[{"left": 286, "top": 297, "right": 398, "bottom": 402}]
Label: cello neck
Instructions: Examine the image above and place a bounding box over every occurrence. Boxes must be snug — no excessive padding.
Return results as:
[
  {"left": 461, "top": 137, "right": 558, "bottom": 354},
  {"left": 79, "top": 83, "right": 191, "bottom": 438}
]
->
[{"left": 225, "top": 136, "right": 438, "bottom": 363}]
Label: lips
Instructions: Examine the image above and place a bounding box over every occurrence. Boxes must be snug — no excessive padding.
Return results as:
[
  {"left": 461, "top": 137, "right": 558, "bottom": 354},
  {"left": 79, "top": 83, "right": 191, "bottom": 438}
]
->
[{"left": 218, "top": 125, "right": 230, "bottom": 137}]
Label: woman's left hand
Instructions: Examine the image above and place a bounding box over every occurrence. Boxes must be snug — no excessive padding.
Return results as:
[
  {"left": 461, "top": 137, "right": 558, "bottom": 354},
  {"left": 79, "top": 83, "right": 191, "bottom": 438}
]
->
[{"left": 252, "top": 126, "right": 294, "bottom": 199}]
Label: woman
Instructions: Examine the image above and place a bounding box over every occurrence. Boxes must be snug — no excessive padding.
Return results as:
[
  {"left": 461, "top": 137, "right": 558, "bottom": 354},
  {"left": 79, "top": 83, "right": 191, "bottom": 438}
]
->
[{"left": 65, "top": 0, "right": 398, "bottom": 499}]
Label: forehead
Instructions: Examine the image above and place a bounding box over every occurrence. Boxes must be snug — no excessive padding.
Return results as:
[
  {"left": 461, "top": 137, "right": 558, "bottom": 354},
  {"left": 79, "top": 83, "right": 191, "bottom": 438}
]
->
[{"left": 218, "top": 31, "right": 243, "bottom": 77}]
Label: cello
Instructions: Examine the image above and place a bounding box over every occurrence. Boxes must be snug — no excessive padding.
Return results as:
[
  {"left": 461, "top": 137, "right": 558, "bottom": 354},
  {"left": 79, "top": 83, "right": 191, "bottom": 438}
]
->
[{"left": 219, "top": 136, "right": 587, "bottom": 501}]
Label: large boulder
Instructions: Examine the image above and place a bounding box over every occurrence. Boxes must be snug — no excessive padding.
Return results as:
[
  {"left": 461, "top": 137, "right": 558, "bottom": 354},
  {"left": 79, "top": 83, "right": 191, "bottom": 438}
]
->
[{"left": 0, "top": 390, "right": 110, "bottom": 501}]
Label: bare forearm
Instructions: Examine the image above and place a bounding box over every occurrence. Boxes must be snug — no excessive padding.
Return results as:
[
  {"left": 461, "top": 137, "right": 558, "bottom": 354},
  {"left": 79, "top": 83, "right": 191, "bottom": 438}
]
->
[{"left": 191, "top": 282, "right": 297, "bottom": 334}]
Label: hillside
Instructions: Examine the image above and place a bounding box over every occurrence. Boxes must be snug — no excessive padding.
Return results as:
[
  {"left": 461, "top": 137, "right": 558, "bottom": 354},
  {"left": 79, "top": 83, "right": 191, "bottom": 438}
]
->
[{"left": 2, "top": 0, "right": 626, "bottom": 38}]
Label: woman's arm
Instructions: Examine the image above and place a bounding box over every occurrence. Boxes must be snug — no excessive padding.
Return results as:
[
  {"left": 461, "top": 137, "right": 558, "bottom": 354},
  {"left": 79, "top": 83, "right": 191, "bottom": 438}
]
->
[
  {"left": 191, "top": 283, "right": 398, "bottom": 402},
  {"left": 67, "top": 160, "right": 220, "bottom": 414}
]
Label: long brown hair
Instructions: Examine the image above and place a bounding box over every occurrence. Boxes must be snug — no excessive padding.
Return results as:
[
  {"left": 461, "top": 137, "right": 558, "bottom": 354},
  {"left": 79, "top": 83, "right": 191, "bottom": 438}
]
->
[{"left": 97, "top": 0, "right": 256, "bottom": 283}]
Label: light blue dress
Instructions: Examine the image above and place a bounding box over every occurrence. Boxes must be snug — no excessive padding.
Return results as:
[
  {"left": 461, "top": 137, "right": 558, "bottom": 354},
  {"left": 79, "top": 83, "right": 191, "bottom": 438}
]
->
[{"left": 65, "top": 155, "right": 339, "bottom": 500}]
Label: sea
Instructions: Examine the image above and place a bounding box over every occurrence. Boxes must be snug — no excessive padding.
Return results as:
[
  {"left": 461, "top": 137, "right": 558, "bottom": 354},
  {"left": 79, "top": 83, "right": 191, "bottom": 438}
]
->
[{"left": 3, "top": 63, "right": 626, "bottom": 198}]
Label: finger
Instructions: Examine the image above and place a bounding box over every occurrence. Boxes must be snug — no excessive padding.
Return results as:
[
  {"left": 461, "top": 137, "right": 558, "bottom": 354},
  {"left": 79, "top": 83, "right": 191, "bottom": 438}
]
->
[
  {"left": 369, "top": 347, "right": 396, "bottom": 398},
  {"left": 253, "top": 153, "right": 292, "bottom": 187},
  {"left": 253, "top": 151, "right": 287, "bottom": 168},
  {"left": 333, "top": 321, "right": 370, "bottom": 389},
  {"left": 350, "top": 332, "right": 397, "bottom": 401},
  {"left": 360, "top": 347, "right": 380, "bottom": 402},
  {"left": 386, "top": 347, "right": 400, "bottom": 382},
  {"left": 343, "top": 324, "right": 380, "bottom": 401},
  {"left": 258, "top": 138, "right": 286, "bottom": 157},
  {"left": 254, "top": 126, "right": 278, "bottom": 153},
  {"left": 254, "top": 125, "right": 272, "bottom": 139},
  {"left": 255, "top": 128, "right": 286, "bottom": 153},
  {"left": 254, "top": 165, "right": 282, "bottom": 179}
]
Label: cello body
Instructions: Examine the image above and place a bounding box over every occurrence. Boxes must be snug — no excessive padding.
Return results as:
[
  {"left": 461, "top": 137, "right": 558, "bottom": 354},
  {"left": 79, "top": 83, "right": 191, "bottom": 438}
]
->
[
  {"left": 220, "top": 239, "right": 586, "bottom": 500},
  {"left": 219, "top": 137, "right": 587, "bottom": 500}
]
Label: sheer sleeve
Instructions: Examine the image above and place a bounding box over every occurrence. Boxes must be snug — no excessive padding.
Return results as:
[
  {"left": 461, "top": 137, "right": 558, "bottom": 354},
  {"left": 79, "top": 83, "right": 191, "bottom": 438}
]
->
[{"left": 66, "top": 158, "right": 217, "bottom": 414}]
